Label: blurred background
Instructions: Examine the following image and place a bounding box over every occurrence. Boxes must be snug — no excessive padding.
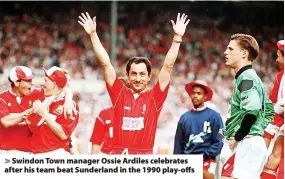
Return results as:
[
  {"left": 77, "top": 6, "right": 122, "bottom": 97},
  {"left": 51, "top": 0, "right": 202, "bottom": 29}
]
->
[{"left": 0, "top": 1, "right": 283, "bottom": 154}]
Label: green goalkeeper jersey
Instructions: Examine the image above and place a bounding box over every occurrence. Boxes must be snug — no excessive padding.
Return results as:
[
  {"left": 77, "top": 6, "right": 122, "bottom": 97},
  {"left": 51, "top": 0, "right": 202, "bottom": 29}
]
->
[{"left": 224, "top": 65, "right": 274, "bottom": 139}]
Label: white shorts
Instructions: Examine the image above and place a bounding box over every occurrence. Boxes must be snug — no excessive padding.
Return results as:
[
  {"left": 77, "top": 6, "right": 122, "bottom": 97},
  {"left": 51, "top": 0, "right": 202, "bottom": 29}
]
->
[
  {"left": 220, "top": 140, "right": 235, "bottom": 165},
  {"left": 0, "top": 149, "right": 31, "bottom": 155},
  {"left": 277, "top": 125, "right": 284, "bottom": 136},
  {"left": 33, "top": 148, "right": 70, "bottom": 156},
  {"left": 222, "top": 136, "right": 267, "bottom": 179}
]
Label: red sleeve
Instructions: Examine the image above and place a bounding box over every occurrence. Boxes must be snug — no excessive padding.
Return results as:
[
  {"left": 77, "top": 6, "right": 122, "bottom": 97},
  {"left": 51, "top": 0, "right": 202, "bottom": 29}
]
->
[
  {"left": 106, "top": 76, "right": 124, "bottom": 107},
  {"left": 269, "top": 75, "right": 280, "bottom": 103},
  {"left": 90, "top": 107, "right": 113, "bottom": 144},
  {"left": 0, "top": 97, "right": 9, "bottom": 119},
  {"left": 55, "top": 104, "right": 79, "bottom": 137},
  {"left": 90, "top": 116, "right": 105, "bottom": 145},
  {"left": 269, "top": 71, "right": 283, "bottom": 103},
  {"left": 152, "top": 81, "right": 170, "bottom": 111}
]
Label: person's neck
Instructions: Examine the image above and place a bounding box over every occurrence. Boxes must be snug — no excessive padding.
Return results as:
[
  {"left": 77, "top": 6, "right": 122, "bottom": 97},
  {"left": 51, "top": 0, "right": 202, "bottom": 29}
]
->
[
  {"left": 192, "top": 104, "right": 206, "bottom": 111},
  {"left": 131, "top": 88, "right": 146, "bottom": 95},
  {"left": 11, "top": 88, "right": 22, "bottom": 97},
  {"left": 51, "top": 89, "right": 62, "bottom": 97},
  {"left": 234, "top": 60, "right": 252, "bottom": 73}
]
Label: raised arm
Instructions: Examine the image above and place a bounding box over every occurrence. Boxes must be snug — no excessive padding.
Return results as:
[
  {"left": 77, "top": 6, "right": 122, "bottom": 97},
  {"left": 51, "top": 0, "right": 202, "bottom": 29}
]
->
[
  {"left": 159, "top": 13, "right": 190, "bottom": 91},
  {"left": 78, "top": 12, "right": 116, "bottom": 86}
]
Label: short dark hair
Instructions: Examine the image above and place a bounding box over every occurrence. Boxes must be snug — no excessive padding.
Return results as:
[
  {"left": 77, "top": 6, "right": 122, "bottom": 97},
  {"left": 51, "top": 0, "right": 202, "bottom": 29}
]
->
[
  {"left": 192, "top": 84, "right": 207, "bottom": 94},
  {"left": 8, "top": 77, "right": 15, "bottom": 88},
  {"left": 230, "top": 33, "right": 259, "bottom": 61},
  {"left": 126, "top": 57, "right": 152, "bottom": 76}
]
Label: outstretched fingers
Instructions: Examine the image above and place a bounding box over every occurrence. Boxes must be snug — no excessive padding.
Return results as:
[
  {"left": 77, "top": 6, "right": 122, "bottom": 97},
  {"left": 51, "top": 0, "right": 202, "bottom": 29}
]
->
[
  {"left": 78, "top": 20, "right": 84, "bottom": 26},
  {"left": 185, "top": 19, "right": 190, "bottom": 26},
  {"left": 181, "top": 13, "right": 185, "bottom": 21},
  {"left": 183, "top": 15, "right": 188, "bottom": 23},
  {"left": 81, "top": 12, "right": 88, "bottom": 21},
  {"left": 86, "top": 12, "right": 92, "bottom": 20},
  {"left": 176, "top": 12, "right": 180, "bottom": 23},
  {"left": 78, "top": 15, "right": 85, "bottom": 23}
]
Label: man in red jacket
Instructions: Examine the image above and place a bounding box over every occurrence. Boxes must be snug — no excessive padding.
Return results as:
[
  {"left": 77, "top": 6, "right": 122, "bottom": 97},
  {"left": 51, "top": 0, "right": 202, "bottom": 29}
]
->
[{"left": 27, "top": 66, "right": 79, "bottom": 155}]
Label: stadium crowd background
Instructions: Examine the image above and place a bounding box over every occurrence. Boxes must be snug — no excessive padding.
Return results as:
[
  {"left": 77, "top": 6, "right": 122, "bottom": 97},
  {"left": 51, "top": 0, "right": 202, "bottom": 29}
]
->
[{"left": 0, "top": 1, "right": 283, "bottom": 154}]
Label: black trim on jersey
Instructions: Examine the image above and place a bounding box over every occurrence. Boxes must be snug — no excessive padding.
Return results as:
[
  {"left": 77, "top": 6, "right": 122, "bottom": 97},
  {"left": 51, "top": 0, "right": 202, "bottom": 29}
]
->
[
  {"left": 238, "top": 80, "right": 254, "bottom": 92},
  {"left": 235, "top": 65, "right": 252, "bottom": 79},
  {"left": 234, "top": 113, "right": 257, "bottom": 142}
]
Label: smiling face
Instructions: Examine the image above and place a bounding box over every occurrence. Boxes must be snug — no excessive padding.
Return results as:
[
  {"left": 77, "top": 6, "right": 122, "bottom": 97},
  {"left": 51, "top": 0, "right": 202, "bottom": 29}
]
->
[
  {"left": 127, "top": 63, "right": 151, "bottom": 93},
  {"left": 14, "top": 79, "right": 33, "bottom": 96},
  {"left": 43, "top": 76, "right": 56, "bottom": 97}
]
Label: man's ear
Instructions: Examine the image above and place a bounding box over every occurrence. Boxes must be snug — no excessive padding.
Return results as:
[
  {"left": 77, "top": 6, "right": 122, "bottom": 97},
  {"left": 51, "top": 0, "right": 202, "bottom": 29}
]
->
[
  {"left": 148, "top": 73, "right": 152, "bottom": 82},
  {"left": 242, "top": 50, "right": 249, "bottom": 59}
]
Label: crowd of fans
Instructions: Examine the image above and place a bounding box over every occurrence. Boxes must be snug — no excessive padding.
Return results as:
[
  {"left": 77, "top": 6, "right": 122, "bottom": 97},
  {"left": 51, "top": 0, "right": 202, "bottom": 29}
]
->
[{"left": 0, "top": 2, "right": 283, "bottom": 154}]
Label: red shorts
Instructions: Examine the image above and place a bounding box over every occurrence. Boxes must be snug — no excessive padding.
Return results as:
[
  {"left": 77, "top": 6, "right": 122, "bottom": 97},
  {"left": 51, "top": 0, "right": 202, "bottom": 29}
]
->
[
  {"left": 203, "top": 159, "right": 216, "bottom": 174},
  {"left": 221, "top": 153, "right": 236, "bottom": 177}
]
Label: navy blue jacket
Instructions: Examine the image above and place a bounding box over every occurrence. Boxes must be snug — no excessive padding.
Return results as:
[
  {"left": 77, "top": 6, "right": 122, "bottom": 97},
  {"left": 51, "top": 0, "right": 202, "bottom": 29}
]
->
[{"left": 174, "top": 107, "right": 224, "bottom": 160}]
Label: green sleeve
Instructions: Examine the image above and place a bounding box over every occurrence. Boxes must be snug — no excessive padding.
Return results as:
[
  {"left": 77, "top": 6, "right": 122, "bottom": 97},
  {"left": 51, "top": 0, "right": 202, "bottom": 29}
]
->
[{"left": 238, "top": 80, "right": 262, "bottom": 111}]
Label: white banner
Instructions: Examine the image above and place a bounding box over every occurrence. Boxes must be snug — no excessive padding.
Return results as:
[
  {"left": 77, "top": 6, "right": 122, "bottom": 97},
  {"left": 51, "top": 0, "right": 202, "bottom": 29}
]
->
[{"left": 0, "top": 155, "right": 203, "bottom": 179}]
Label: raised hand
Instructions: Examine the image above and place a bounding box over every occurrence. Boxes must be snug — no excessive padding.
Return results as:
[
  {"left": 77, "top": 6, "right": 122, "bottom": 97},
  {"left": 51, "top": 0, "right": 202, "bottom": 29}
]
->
[
  {"left": 171, "top": 13, "right": 190, "bottom": 37},
  {"left": 78, "top": 12, "right": 97, "bottom": 35}
]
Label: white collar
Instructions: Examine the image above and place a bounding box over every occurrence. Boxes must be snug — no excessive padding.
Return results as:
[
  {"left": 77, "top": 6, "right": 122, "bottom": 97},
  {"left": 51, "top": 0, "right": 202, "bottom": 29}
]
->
[
  {"left": 9, "top": 89, "right": 17, "bottom": 97},
  {"left": 191, "top": 105, "right": 207, "bottom": 112}
]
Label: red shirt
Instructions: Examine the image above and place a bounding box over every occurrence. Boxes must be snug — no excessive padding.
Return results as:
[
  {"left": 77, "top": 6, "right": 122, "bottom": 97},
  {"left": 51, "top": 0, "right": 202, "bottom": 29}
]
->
[
  {"left": 0, "top": 89, "right": 43, "bottom": 151},
  {"left": 106, "top": 77, "right": 169, "bottom": 154},
  {"left": 28, "top": 98, "right": 79, "bottom": 153},
  {"left": 90, "top": 107, "right": 113, "bottom": 154},
  {"left": 264, "top": 70, "right": 284, "bottom": 139},
  {"left": 269, "top": 70, "right": 284, "bottom": 103}
]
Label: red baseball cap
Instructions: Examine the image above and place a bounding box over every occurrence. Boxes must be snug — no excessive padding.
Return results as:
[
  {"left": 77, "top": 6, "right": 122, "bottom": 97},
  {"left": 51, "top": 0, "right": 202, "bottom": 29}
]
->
[
  {"left": 9, "top": 66, "right": 34, "bottom": 82},
  {"left": 43, "top": 66, "right": 67, "bottom": 88},
  {"left": 277, "top": 40, "right": 284, "bottom": 51},
  {"left": 185, "top": 80, "right": 213, "bottom": 101}
]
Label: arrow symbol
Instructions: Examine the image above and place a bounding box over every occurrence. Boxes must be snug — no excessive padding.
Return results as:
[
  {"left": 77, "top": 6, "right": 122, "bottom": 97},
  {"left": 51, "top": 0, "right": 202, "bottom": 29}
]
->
[{"left": 5, "top": 159, "right": 10, "bottom": 164}]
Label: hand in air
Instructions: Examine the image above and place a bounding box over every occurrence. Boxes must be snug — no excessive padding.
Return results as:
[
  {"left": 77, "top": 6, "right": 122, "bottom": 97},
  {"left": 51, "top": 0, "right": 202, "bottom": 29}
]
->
[
  {"left": 78, "top": 12, "right": 97, "bottom": 35},
  {"left": 171, "top": 13, "right": 190, "bottom": 37}
]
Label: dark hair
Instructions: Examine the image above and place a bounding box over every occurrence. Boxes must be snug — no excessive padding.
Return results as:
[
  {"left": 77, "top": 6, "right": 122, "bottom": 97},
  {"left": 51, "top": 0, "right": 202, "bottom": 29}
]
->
[
  {"left": 230, "top": 33, "right": 259, "bottom": 61},
  {"left": 8, "top": 77, "right": 22, "bottom": 88},
  {"left": 126, "top": 57, "right": 152, "bottom": 76},
  {"left": 192, "top": 84, "right": 207, "bottom": 94},
  {"left": 8, "top": 77, "right": 15, "bottom": 88}
]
